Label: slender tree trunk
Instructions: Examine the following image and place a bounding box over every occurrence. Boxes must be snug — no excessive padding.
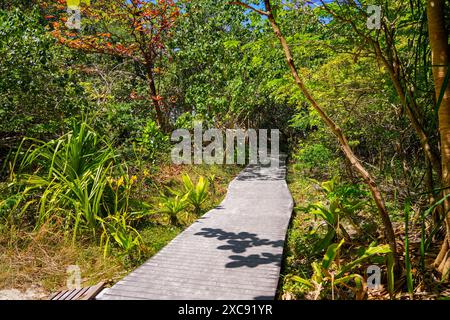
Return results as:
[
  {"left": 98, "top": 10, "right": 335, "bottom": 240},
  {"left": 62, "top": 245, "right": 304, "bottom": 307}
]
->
[
  {"left": 145, "top": 63, "right": 166, "bottom": 130},
  {"left": 425, "top": 156, "right": 441, "bottom": 225},
  {"left": 395, "top": 79, "right": 441, "bottom": 176},
  {"left": 427, "top": 0, "right": 450, "bottom": 277},
  {"left": 233, "top": 0, "right": 399, "bottom": 266},
  {"left": 319, "top": 1, "right": 442, "bottom": 178},
  {"left": 372, "top": 34, "right": 442, "bottom": 178}
]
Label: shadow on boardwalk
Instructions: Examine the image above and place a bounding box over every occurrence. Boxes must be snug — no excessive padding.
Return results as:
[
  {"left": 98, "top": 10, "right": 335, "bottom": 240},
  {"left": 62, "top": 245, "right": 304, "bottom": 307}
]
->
[
  {"left": 235, "top": 164, "right": 286, "bottom": 181},
  {"left": 98, "top": 154, "right": 293, "bottom": 300},
  {"left": 194, "top": 228, "right": 284, "bottom": 268}
]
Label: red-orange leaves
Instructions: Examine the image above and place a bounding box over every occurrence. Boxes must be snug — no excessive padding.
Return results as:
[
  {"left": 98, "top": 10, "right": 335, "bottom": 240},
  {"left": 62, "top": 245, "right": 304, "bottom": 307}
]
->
[
  {"left": 43, "top": 0, "right": 180, "bottom": 64},
  {"left": 41, "top": 0, "right": 180, "bottom": 127},
  {"left": 152, "top": 95, "right": 164, "bottom": 102}
]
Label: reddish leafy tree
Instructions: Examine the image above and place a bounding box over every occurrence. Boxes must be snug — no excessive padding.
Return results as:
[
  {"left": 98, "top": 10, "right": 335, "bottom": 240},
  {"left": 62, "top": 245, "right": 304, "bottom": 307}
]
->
[{"left": 43, "top": 0, "right": 180, "bottom": 129}]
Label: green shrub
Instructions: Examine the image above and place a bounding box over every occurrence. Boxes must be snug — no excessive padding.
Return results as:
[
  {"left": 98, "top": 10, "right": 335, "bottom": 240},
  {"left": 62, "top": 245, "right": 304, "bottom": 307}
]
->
[
  {"left": 294, "top": 143, "right": 335, "bottom": 174},
  {"left": 0, "top": 9, "right": 85, "bottom": 158},
  {"left": 157, "top": 173, "right": 211, "bottom": 226},
  {"left": 290, "top": 240, "right": 391, "bottom": 299},
  {"left": 136, "top": 119, "right": 169, "bottom": 163},
  {"left": 300, "top": 177, "right": 369, "bottom": 253},
  {"left": 96, "top": 102, "right": 146, "bottom": 146},
  {"left": 99, "top": 210, "right": 144, "bottom": 259}
]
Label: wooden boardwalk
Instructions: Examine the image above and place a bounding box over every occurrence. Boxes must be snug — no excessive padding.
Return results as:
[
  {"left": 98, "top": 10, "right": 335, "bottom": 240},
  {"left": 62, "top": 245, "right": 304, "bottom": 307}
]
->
[{"left": 98, "top": 156, "right": 294, "bottom": 300}]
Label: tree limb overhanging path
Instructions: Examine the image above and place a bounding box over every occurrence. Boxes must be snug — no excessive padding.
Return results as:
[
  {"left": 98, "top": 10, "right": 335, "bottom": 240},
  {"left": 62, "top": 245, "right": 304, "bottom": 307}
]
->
[{"left": 99, "top": 156, "right": 294, "bottom": 300}]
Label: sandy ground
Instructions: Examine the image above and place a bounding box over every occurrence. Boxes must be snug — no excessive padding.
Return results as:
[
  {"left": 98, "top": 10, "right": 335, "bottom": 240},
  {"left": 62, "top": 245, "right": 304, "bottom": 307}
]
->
[{"left": 0, "top": 286, "right": 48, "bottom": 300}]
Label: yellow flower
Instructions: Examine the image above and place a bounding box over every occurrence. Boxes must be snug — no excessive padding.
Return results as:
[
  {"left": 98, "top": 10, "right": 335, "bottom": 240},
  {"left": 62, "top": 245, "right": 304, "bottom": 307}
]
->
[
  {"left": 143, "top": 169, "right": 150, "bottom": 177},
  {"left": 130, "top": 175, "right": 138, "bottom": 185},
  {"left": 117, "top": 176, "right": 124, "bottom": 187}
]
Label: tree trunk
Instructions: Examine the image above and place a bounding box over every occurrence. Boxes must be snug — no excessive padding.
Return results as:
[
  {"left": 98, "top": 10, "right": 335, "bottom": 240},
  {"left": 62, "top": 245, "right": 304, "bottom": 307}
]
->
[
  {"left": 427, "top": 0, "right": 450, "bottom": 278},
  {"left": 425, "top": 156, "right": 442, "bottom": 225},
  {"left": 145, "top": 63, "right": 166, "bottom": 130},
  {"left": 319, "top": 1, "right": 442, "bottom": 178},
  {"left": 388, "top": 65, "right": 442, "bottom": 177},
  {"left": 260, "top": 0, "right": 399, "bottom": 266},
  {"left": 370, "top": 30, "right": 442, "bottom": 178}
]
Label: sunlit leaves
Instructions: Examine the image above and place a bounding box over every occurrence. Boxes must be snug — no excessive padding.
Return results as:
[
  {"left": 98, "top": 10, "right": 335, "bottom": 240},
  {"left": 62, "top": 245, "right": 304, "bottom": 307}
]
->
[{"left": 44, "top": 0, "right": 180, "bottom": 64}]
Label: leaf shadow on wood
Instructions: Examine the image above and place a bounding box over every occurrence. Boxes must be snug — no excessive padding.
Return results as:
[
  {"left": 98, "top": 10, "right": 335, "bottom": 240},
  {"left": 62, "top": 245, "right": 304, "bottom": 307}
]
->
[{"left": 194, "top": 227, "right": 284, "bottom": 268}]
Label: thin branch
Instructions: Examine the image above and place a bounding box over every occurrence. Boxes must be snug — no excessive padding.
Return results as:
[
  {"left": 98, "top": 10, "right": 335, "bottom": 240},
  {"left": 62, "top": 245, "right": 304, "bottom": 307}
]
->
[{"left": 229, "top": 1, "right": 269, "bottom": 16}]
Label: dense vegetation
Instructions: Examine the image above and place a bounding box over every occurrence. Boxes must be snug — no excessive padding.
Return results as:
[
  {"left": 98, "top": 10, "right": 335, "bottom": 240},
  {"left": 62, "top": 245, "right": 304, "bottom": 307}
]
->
[{"left": 0, "top": 0, "right": 449, "bottom": 299}]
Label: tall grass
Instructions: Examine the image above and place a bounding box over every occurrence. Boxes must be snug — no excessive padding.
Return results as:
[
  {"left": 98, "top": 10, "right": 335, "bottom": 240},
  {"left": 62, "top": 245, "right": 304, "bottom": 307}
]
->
[
  {"left": 404, "top": 201, "right": 414, "bottom": 297},
  {"left": 11, "top": 123, "right": 115, "bottom": 232},
  {"left": 8, "top": 123, "right": 145, "bottom": 256}
]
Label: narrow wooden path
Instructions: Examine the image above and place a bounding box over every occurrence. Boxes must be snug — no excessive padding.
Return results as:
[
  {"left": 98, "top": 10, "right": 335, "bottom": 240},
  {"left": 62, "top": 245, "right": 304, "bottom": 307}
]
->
[{"left": 99, "top": 156, "right": 294, "bottom": 300}]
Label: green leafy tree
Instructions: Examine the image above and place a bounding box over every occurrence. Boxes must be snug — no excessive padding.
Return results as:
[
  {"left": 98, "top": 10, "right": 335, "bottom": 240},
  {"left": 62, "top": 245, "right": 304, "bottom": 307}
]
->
[
  {"left": 45, "top": 0, "right": 180, "bottom": 129},
  {"left": 0, "top": 8, "right": 85, "bottom": 162}
]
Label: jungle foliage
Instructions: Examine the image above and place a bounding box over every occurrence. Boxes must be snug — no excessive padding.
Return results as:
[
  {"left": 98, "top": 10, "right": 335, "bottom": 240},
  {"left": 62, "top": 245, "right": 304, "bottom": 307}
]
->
[{"left": 0, "top": 0, "right": 449, "bottom": 299}]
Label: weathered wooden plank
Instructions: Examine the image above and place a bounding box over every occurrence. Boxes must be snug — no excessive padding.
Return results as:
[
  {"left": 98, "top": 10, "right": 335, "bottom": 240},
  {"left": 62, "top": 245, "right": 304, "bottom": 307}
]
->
[
  {"left": 124, "top": 270, "right": 279, "bottom": 286},
  {"left": 79, "top": 282, "right": 105, "bottom": 300},
  {"left": 59, "top": 289, "right": 78, "bottom": 300},
  {"left": 63, "top": 289, "right": 80, "bottom": 300},
  {"left": 49, "top": 282, "right": 105, "bottom": 300},
  {"left": 49, "top": 291, "right": 66, "bottom": 300},
  {"left": 109, "top": 283, "right": 275, "bottom": 299},
  {"left": 58, "top": 289, "right": 77, "bottom": 300},
  {"left": 70, "top": 287, "right": 90, "bottom": 300}
]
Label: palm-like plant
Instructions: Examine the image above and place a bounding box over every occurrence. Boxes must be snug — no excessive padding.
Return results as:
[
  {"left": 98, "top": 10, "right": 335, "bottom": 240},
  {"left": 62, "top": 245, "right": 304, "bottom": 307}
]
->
[
  {"left": 182, "top": 174, "right": 209, "bottom": 214},
  {"left": 99, "top": 211, "right": 143, "bottom": 258},
  {"left": 159, "top": 193, "right": 188, "bottom": 226},
  {"left": 301, "top": 177, "right": 368, "bottom": 252},
  {"left": 292, "top": 240, "right": 391, "bottom": 300}
]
